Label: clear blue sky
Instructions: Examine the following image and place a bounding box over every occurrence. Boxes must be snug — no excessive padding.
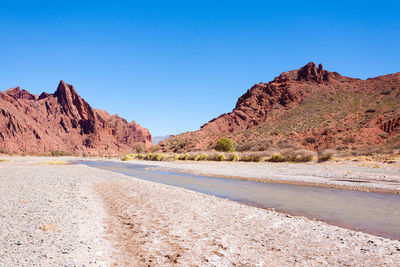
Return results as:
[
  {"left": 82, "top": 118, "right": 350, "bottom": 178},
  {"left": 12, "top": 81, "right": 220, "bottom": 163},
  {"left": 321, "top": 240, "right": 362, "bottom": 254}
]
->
[{"left": 1, "top": 1, "right": 399, "bottom": 136}]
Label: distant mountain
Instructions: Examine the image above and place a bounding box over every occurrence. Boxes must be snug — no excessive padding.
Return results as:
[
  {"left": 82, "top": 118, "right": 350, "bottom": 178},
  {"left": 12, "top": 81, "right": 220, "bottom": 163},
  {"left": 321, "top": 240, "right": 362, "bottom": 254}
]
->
[
  {"left": 159, "top": 62, "right": 400, "bottom": 152},
  {"left": 0, "top": 81, "right": 152, "bottom": 155},
  {"left": 152, "top": 135, "right": 171, "bottom": 145}
]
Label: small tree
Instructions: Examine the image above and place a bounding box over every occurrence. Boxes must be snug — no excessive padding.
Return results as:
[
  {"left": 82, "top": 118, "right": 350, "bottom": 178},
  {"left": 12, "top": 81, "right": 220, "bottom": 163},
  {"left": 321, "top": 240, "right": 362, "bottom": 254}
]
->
[{"left": 215, "top": 138, "right": 235, "bottom": 152}]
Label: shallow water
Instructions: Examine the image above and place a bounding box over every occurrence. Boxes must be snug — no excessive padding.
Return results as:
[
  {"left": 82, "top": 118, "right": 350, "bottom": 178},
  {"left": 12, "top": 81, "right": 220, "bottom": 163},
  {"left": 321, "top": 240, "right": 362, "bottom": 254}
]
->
[{"left": 79, "top": 161, "right": 400, "bottom": 240}]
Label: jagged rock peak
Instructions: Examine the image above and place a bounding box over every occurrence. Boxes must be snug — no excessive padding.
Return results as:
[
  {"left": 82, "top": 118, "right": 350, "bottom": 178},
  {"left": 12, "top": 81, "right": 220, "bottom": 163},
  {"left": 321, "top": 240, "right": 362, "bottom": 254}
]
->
[
  {"left": 5, "top": 87, "right": 37, "bottom": 100},
  {"left": 54, "top": 80, "right": 77, "bottom": 99},
  {"left": 274, "top": 62, "right": 334, "bottom": 84},
  {"left": 297, "top": 62, "right": 330, "bottom": 83},
  {"left": 5, "top": 86, "right": 21, "bottom": 94},
  {"left": 38, "top": 92, "right": 51, "bottom": 100},
  {"left": 53, "top": 80, "right": 95, "bottom": 121}
]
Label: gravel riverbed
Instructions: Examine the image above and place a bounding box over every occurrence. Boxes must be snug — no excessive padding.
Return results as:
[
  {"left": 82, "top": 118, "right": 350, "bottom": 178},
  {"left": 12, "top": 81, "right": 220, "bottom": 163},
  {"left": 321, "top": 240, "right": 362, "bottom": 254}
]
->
[{"left": 1, "top": 157, "right": 400, "bottom": 266}]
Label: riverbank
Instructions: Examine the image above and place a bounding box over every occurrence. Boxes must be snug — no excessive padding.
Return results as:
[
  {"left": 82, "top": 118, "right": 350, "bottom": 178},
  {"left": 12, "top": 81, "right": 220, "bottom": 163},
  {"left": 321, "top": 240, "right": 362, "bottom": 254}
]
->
[
  {"left": 1, "top": 157, "right": 400, "bottom": 265},
  {"left": 128, "top": 159, "right": 400, "bottom": 194}
]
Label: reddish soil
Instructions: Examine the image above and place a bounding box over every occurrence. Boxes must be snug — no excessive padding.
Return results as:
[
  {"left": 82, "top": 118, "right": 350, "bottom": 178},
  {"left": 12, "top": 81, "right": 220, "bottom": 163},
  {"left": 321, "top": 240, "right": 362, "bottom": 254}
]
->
[
  {"left": 0, "top": 81, "right": 151, "bottom": 155},
  {"left": 160, "top": 62, "right": 400, "bottom": 152}
]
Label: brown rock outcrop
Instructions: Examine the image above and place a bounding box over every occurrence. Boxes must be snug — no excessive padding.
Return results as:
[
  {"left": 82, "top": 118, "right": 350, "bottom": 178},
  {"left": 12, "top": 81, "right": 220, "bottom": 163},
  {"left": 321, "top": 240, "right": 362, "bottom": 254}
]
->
[
  {"left": 382, "top": 116, "right": 400, "bottom": 134},
  {"left": 0, "top": 81, "right": 151, "bottom": 155}
]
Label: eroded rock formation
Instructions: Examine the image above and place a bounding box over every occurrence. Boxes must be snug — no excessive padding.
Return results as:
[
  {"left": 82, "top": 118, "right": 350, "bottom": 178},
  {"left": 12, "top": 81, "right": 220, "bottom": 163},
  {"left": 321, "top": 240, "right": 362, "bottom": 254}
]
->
[{"left": 0, "top": 81, "right": 151, "bottom": 155}]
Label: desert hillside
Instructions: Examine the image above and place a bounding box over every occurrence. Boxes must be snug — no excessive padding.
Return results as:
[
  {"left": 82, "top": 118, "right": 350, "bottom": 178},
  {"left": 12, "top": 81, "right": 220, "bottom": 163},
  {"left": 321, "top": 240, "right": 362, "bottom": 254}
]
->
[
  {"left": 160, "top": 62, "right": 400, "bottom": 152},
  {"left": 0, "top": 81, "right": 152, "bottom": 155}
]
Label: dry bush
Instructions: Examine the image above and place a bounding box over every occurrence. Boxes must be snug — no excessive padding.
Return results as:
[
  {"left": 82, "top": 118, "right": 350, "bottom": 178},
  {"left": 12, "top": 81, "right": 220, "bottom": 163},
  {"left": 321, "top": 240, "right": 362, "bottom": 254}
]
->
[
  {"left": 257, "top": 140, "right": 272, "bottom": 151},
  {"left": 235, "top": 140, "right": 272, "bottom": 152},
  {"left": 282, "top": 149, "right": 315, "bottom": 162},
  {"left": 378, "top": 132, "right": 389, "bottom": 139},
  {"left": 304, "top": 136, "right": 316, "bottom": 144},
  {"left": 293, "top": 149, "right": 315, "bottom": 162},
  {"left": 277, "top": 139, "right": 295, "bottom": 148},
  {"left": 235, "top": 143, "right": 252, "bottom": 152},
  {"left": 240, "top": 152, "right": 270, "bottom": 162},
  {"left": 174, "top": 148, "right": 185, "bottom": 154},
  {"left": 206, "top": 152, "right": 219, "bottom": 161},
  {"left": 317, "top": 149, "right": 335, "bottom": 162},
  {"left": 132, "top": 142, "right": 146, "bottom": 153}
]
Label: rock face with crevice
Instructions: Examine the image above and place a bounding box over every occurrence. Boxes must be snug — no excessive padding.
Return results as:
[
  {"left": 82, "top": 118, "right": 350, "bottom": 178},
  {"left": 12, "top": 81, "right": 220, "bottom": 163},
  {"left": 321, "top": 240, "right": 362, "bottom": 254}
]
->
[
  {"left": 160, "top": 62, "right": 400, "bottom": 152},
  {"left": 0, "top": 81, "right": 151, "bottom": 155}
]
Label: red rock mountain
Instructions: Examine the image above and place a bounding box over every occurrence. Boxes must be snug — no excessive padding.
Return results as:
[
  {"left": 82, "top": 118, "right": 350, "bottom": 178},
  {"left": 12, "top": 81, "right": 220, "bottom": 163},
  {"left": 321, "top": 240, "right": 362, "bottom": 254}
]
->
[
  {"left": 160, "top": 62, "right": 400, "bottom": 152},
  {"left": 0, "top": 81, "right": 152, "bottom": 155}
]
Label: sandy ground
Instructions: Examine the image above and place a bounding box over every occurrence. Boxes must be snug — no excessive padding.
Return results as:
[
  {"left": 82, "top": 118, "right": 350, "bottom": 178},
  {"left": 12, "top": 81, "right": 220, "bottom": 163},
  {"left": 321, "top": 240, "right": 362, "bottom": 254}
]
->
[
  {"left": 1, "top": 156, "right": 400, "bottom": 266},
  {"left": 0, "top": 160, "right": 112, "bottom": 266},
  {"left": 130, "top": 159, "right": 400, "bottom": 193}
]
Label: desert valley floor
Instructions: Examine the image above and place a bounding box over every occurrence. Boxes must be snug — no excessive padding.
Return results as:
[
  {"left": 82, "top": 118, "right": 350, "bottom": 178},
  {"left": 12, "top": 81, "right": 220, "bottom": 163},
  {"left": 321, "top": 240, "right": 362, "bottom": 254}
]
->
[{"left": 1, "top": 156, "right": 400, "bottom": 266}]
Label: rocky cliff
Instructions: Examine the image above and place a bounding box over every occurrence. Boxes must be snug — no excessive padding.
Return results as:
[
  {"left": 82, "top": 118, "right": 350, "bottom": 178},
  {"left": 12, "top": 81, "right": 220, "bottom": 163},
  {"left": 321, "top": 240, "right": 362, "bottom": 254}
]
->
[
  {"left": 0, "top": 81, "right": 152, "bottom": 155},
  {"left": 160, "top": 63, "right": 400, "bottom": 152}
]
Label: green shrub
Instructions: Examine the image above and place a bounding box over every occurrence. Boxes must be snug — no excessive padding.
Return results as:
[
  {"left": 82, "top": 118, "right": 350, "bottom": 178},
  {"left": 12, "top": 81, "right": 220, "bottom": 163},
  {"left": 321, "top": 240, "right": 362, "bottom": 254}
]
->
[
  {"left": 199, "top": 153, "right": 208, "bottom": 161},
  {"left": 215, "top": 138, "right": 235, "bottom": 152},
  {"left": 178, "top": 154, "right": 190, "bottom": 160},
  {"left": 51, "top": 150, "right": 66, "bottom": 156},
  {"left": 215, "top": 153, "right": 226, "bottom": 161},
  {"left": 121, "top": 155, "right": 132, "bottom": 161},
  {"left": 231, "top": 153, "right": 239, "bottom": 161},
  {"left": 151, "top": 153, "right": 165, "bottom": 161},
  {"left": 269, "top": 153, "right": 286, "bottom": 162},
  {"left": 193, "top": 154, "right": 201, "bottom": 161},
  {"left": 173, "top": 154, "right": 180, "bottom": 160}
]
